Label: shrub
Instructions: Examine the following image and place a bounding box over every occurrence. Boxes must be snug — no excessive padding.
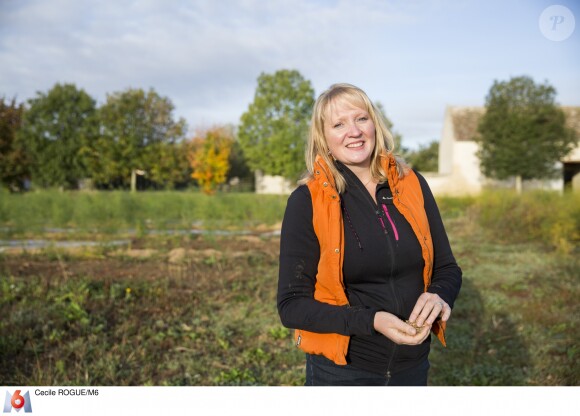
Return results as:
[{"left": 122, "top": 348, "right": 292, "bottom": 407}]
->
[{"left": 475, "top": 190, "right": 579, "bottom": 252}]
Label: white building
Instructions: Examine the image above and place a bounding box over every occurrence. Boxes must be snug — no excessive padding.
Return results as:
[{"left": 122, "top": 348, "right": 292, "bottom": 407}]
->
[
  {"left": 424, "top": 106, "right": 580, "bottom": 196},
  {"left": 254, "top": 170, "right": 294, "bottom": 194}
]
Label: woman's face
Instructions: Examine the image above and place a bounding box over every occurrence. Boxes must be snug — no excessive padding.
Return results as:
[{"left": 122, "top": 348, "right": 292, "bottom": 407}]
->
[{"left": 323, "top": 97, "right": 376, "bottom": 170}]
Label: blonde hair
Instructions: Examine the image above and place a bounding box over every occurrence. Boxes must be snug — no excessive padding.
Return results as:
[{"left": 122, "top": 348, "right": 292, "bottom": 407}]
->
[{"left": 300, "top": 83, "right": 408, "bottom": 193}]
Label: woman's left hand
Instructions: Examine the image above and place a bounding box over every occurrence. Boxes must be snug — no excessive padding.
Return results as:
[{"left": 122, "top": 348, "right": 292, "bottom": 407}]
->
[{"left": 408, "top": 293, "right": 451, "bottom": 328}]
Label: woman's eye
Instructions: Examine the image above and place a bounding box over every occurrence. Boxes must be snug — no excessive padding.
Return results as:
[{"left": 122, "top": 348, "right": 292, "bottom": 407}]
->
[
  {"left": 358, "top": 117, "right": 368, "bottom": 122},
  {"left": 333, "top": 123, "right": 343, "bottom": 128}
]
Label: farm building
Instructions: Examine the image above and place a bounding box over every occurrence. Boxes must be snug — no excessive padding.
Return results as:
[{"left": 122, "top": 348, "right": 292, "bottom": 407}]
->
[{"left": 424, "top": 106, "right": 580, "bottom": 195}]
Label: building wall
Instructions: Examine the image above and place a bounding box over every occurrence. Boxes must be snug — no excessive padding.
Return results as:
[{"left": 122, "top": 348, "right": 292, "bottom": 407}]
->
[
  {"left": 438, "top": 106, "right": 454, "bottom": 176},
  {"left": 563, "top": 146, "right": 580, "bottom": 163},
  {"left": 254, "top": 170, "right": 294, "bottom": 194},
  {"left": 429, "top": 123, "right": 484, "bottom": 195},
  {"left": 452, "top": 141, "right": 483, "bottom": 192}
]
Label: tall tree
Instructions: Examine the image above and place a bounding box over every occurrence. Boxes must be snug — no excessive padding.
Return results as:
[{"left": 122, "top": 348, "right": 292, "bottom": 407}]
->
[
  {"left": 188, "top": 126, "right": 233, "bottom": 195},
  {"left": 227, "top": 140, "right": 253, "bottom": 184},
  {"left": 238, "top": 69, "right": 315, "bottom": 181},
  {"left": 406, "top": 140, "right": 439, "bottom": 172},
  {"left": 0, "top": 97, "right": 29, "bottom": 191},
  {"left": 477, "top": 76, "right": 577, "bottom": 192},
  {"left": 148, "top": 141, "right": 191, "bottom": 189},
  {"left": 17, "top": 84, "right": 96, "bottom": 189},
  {"left": 84, "top": 88, "right": 187, "bottom": 188}
]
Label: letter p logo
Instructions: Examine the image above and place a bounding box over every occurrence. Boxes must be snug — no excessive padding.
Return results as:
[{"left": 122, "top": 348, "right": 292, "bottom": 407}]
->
[
  {"left": 550, "top": 15, "right": 565, "bottom": 31},
  {"left": 3, "top": 391, "right": 33, "bottom": 413},
  {"left": 539, "top": 5, "right": 575, "bottom": 41}
]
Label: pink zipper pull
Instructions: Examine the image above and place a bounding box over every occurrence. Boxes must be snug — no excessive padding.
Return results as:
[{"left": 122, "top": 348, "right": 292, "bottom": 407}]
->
[{"left": 381, "top": 204, "right": 399, "bottom": 241}]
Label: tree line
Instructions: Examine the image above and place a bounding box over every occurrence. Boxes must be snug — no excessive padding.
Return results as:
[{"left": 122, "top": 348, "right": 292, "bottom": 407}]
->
[
  {"left": 1, "top": 84, "right": 238, "bottom": 193},
  {"left": 1, "top": 70, "right": 575, "bottom": 193},
  {"left": 1, "top": 73, "right": 306, "bottom": 193}
]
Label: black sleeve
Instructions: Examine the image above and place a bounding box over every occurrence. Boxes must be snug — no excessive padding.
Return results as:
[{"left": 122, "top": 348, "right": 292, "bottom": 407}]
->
[
  {"left": 277, "top": 185, "right": 376, "bottom": 336},
  {"left": 416, "top": 172, "right": 462, "bottom": 308}
]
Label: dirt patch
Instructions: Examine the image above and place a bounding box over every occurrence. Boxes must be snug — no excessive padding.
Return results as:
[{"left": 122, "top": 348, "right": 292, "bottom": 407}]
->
[
  {"left": 113, "top": 248, "right": 158, "bottom": 258},
  {"left": 0, "top": 235, "right": 280, "bottom": 283}
]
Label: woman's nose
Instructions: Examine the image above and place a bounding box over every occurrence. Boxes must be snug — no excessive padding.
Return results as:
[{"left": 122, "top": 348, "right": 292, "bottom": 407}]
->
[{"left": 347, "top": 122, "right": 362, "bottom": 137}]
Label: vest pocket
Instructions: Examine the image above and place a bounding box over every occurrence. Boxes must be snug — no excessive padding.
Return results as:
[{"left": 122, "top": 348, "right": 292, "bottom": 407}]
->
[{"left": 294, "top": 329, "right": 350, "bottom": 365}]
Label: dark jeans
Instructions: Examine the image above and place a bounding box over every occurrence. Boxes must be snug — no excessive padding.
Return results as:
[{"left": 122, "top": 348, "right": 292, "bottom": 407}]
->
[{"left": 305, "top": 354, "right": 429, "bottom": 386}]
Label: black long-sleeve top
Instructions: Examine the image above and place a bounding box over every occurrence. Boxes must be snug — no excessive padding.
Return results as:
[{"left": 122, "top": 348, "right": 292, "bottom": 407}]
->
[{"left": 277, "top": 162, "right": 462, "bottom": 375}]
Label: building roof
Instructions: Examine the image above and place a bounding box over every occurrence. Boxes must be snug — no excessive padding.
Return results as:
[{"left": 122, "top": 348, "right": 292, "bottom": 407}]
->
[
  {"left": 449, "top": 107, "right": 485, "bottom": 142},
  {"left": 449, "top": 106, "right": 580, "bottom": 142}
]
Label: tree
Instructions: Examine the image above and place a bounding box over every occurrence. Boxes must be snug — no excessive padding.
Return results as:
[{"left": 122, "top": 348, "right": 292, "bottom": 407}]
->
[
  {"left": 188, "top": 126, "right": 233, "bottom": 194},
  {"left": 227, "top": 140, "right": 253, "bottom": 185},
  {"left": 17, "top": 84, "right": 96, "bottom": 189},
  {"left": 84, "top": 88, "right": 187, "bottom": 189},
  {"left": 0, "top": 97, "right": 29, "bottom": 191},
  {"left": 238, "top": 69, "right": 315, "bottom": 181},
  {"left": 406, "top": 140, "right": 439, "bottom": 172},
  {"left": 477, "top": 76, "right": 577, "bottom": 192},
  {"left": 148, "top": 141, "right": 191, "bottom": 189}
]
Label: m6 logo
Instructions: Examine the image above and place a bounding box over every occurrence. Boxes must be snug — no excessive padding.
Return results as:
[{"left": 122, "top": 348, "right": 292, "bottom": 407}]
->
[{"left": 3, "top": 390, "right": 32, "bottom": 413}]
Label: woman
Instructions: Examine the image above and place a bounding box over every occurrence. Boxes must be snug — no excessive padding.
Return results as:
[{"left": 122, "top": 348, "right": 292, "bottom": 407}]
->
[{"left": 277, "top": 83, "right": 462, "bottom": 386}]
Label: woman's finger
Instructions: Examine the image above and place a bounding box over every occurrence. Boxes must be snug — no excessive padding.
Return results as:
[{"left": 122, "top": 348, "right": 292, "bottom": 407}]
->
[
  {"left": 416, "top": 300, "right": 445, "bottom": 327},
  {"left": 408, "top": 294, "right": 429, "bottom": 323},
  {"left": 440, "top": 304, "right": 452, "bottom": 322}
]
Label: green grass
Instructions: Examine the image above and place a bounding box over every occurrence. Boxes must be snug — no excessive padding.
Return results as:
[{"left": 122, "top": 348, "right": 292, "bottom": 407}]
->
[
  {"left": 0, "top": 190, "right": 578, "bottom": 385},
  {"left": 429, "top": 216, "right": 578, "bottom": 385},
  {"left": 0, "top": 190, "right": 288, "bottom": 235}
]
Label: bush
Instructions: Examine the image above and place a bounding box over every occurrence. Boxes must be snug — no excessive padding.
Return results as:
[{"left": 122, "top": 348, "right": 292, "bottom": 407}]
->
[{"left": 474, "top": 190, "right": 580, "bottom": 252}]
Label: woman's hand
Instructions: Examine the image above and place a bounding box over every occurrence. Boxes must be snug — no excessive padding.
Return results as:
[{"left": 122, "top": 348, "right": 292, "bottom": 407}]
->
[
  {"left": 373, "top": 311, "right": 431, "bottom": 345},
  {"left": 408, "top": 293, "right": 451, "bottom": 328}
]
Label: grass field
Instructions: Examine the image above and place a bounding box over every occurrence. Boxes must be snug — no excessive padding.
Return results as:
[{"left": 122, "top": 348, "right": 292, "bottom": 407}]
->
[
  {"left": 0, "top": 190, "right": 288, "bottom": 234},
  {"left": 0, "top": 190, "right": 578, "bottom": 385}
]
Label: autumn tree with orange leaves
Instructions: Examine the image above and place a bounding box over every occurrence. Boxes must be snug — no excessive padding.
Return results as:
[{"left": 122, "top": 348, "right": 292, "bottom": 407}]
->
[{"left": 188, "top": 126, "right": 234, "bottom": 194}]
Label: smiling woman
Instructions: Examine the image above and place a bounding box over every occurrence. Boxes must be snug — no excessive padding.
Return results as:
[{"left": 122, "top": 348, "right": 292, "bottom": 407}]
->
[
  {"left": 324, "top": 99, "right": 376, "bottom": 175},
  {"left": 277, "top": 83, "right": 462, "bottom": 386}
]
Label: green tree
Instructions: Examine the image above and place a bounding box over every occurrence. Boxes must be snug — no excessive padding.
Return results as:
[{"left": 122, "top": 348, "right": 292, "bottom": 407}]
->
[
  {"left": 17, "top": 84, "right": 96, "bottom": 189},
  {"left": 0, "top": 97, "right": 29, "bottom": 191},
  {"left": 147, "top": 141, "right": 191, "bottom": 189},
  {"left": 406, "top": 140, "right": 439, "bottom": 172},
  {"left": 84, "top": 88, "right": 187, "bottom": 189},
  {"left": 227, "top": 140, "right": 253, "bottom": 184},
  {"left": 238, "top": 69, "right": 315, "bottom": 181},
  {"left": 477, "top": 76, "right": 577, "bottom": 192}
]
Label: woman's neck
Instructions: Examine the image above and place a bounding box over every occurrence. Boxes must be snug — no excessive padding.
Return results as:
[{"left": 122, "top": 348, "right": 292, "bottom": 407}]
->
[
  {"left": 349, "top": 165, "right": 373, "bottom": 186},
  {"left": 342, "top": 163, "right": 377, "bottom": 203}
]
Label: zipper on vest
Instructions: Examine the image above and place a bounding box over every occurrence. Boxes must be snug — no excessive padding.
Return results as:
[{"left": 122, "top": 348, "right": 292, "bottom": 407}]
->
[{"left": 383, "top": 209, "right": 400, "bottom": 380}]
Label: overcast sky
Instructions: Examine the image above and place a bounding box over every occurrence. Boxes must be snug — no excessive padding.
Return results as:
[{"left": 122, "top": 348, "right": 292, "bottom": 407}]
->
[{"left": 1, "top": 0, "right": 579, "bottom": 149}]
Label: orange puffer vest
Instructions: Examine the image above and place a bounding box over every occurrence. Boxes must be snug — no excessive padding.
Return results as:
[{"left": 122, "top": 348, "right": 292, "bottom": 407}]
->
[{"left": 294, "top": 153, "right": 446, "bottom": 365}]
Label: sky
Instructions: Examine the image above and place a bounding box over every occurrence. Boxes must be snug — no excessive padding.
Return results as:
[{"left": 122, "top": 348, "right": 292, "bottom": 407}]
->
[{"left": 1, "top": 0, "right": 579, "bottom": 150}]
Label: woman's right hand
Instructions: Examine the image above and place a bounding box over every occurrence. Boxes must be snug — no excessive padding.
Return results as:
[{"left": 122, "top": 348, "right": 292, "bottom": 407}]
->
[{"left": 373, "top": 311, "right": 431, "bottom": 345}]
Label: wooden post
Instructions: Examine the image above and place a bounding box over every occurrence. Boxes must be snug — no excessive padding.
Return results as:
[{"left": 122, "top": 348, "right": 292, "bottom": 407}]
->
[
  {"left": 131, "top": 169, "right": 146, "bottom": 192},
  {"left": 131, "top": 169, "right": 137, "bottom": 193},
  {"left": 515, "top": 175, "right": 522, "bottom": 194}
]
